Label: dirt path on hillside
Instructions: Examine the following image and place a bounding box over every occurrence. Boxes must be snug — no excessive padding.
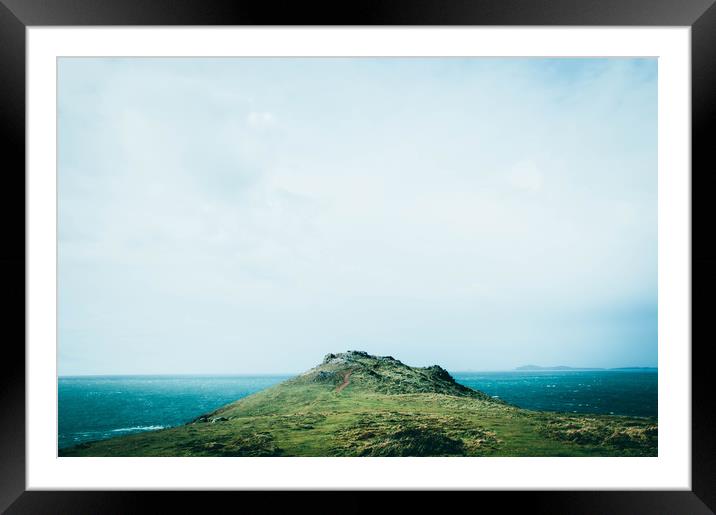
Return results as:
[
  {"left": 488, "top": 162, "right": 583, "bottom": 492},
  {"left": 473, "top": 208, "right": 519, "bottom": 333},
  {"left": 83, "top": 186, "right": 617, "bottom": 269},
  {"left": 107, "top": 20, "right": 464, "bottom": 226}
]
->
[{"left": 335, "top": 370, "right": 352, "bottom": 393}]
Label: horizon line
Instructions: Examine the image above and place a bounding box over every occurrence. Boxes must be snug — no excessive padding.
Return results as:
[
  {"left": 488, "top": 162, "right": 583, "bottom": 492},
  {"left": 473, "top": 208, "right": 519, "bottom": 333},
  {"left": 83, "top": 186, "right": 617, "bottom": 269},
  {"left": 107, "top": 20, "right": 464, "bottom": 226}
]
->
[{"left": 58, "top": 366, "right": 658, "bottom": 378}]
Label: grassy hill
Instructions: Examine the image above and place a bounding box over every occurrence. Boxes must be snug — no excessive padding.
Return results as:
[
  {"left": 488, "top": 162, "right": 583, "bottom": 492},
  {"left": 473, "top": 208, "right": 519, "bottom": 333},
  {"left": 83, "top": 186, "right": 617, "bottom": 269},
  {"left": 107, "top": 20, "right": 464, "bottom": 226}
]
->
[{"left": 60, "top": 351, "right": 657, "bottom": 457}]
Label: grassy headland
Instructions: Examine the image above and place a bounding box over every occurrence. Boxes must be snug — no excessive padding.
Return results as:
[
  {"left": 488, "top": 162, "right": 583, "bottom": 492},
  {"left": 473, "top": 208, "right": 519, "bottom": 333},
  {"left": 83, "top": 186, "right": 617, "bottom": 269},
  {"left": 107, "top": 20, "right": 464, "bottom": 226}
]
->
[{"left": 60, "top": 351, "right": 657, "bottom": 457}]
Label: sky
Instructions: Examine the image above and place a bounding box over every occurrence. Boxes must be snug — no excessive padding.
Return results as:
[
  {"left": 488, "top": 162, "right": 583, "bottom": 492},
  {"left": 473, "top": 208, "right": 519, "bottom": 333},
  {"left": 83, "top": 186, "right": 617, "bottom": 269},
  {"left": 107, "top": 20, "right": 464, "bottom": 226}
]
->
[{"left": 58, "top": 57, "right": 657, "bottom": 375}]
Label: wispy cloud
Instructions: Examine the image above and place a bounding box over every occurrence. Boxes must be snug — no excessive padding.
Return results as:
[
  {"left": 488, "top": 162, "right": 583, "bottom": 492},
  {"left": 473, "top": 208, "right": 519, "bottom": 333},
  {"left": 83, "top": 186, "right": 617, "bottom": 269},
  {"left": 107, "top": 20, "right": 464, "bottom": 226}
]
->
[
  {"left": 247, "top": 111, "right": 276, "bottom": 128},
  {"left": 507, "top": 160, "right": 544, "bottom": 192}
]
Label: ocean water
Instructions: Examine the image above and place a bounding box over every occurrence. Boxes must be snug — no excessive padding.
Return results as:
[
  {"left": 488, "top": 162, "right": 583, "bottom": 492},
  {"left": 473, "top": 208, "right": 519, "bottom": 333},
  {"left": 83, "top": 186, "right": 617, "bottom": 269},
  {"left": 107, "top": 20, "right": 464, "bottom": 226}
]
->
[
  {"left": 452, "top": 370, "right": 657, "bottom": 418},
  {"left": 58, "top": 370, "right": 656, "bottom": 449},
  {"left": 58, "top": 375, "right": 290, "bottom": 449}
]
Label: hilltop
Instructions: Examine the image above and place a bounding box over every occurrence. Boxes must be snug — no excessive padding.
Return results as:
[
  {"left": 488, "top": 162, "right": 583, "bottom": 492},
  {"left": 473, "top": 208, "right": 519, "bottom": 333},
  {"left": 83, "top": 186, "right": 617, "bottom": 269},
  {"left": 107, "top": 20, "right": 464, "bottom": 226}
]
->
[
  {"left": 289, "top": 350, "right": 492, "bottom": 398},
  {"left": 60, "top": 351, "right": 657, "bottom": 457}
]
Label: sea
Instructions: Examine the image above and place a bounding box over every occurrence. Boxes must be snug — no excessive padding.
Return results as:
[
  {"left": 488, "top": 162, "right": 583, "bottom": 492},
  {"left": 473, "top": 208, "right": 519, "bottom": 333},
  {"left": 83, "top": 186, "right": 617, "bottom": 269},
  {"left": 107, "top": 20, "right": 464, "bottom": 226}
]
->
[{"left": 58, "top": 370, "right": 657, "bottom": 449}]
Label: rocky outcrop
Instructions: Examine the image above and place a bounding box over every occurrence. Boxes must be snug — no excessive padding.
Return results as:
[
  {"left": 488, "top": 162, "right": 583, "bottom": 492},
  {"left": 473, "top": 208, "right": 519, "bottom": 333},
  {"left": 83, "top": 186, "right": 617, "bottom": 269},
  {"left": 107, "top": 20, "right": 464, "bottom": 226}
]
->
[{"left": 299, "top": 350, "right": 492, "bottom": 400}]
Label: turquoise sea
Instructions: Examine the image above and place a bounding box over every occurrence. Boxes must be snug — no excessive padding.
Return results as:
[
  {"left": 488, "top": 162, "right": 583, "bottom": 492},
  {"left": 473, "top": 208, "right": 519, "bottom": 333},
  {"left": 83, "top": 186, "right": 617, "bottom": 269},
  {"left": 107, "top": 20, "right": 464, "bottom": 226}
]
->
[
  {"left": 452, "top": 370, "right": 657, "bottom": 418},
  {"left": 58, "top": 370, "right": 657, "bottom": 449}
]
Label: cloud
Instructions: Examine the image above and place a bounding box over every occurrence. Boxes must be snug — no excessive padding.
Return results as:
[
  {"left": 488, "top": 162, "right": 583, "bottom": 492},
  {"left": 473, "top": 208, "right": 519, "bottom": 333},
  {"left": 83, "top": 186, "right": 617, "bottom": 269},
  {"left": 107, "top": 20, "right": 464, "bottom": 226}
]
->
[
  {"left": 247, "top": 111, "right": 276, "bottom": 128},
  {"left": 507, "top": 160, "right": 544, "bottom": 192}
]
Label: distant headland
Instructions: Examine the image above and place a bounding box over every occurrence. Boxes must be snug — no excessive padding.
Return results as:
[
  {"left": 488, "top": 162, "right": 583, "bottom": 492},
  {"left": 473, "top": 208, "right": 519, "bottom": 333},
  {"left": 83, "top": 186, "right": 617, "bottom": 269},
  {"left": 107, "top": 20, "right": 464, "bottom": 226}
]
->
[{"left": 516, "top": 365, "right": 657, "bottom": 371}]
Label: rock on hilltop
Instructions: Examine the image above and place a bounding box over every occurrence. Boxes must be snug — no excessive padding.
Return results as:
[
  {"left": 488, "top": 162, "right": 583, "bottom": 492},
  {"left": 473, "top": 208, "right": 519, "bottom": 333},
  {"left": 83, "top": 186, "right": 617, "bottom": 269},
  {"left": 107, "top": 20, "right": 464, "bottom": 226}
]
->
[{"left": 291, "top": 350, "right": 491, "bottom": 399}]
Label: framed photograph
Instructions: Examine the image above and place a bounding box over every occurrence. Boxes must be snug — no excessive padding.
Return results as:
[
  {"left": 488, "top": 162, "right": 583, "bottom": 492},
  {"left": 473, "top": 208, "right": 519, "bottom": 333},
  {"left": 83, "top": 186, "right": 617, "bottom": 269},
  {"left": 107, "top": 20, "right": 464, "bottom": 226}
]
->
[{"left": 2, "top": 0, "right": 714, "bottom": 512}]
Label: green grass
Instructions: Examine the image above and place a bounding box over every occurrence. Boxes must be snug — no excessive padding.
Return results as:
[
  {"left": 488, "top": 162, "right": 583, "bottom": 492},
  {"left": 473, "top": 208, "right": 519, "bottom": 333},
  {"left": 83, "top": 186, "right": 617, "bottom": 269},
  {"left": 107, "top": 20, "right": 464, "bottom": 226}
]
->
[{"left": 60, "top": 351, "right": 657, "bottom": 457}]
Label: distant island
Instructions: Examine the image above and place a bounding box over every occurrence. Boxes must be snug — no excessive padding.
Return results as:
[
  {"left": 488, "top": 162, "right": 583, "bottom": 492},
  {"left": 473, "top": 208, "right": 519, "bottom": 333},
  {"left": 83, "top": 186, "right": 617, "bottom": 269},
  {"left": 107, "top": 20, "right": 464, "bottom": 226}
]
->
[
  {"left": 516, "top": 365, "right": 604, "bottom": 371},
  {"left": 60, "top": 351, "right": 657, "bottom": 457},
  {"left": 611, "top": 367, "right": 658, "bottom": 371},
  {"left": 516, "top": 365, "right": 657, "bottom": 371}
]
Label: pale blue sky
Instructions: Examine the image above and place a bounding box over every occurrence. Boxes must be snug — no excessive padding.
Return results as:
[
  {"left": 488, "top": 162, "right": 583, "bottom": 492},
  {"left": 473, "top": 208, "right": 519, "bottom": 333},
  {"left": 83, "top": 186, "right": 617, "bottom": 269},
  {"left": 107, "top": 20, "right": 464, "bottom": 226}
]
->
[{"left": 58, "top": 58, "right": 657, "bottom": 375}]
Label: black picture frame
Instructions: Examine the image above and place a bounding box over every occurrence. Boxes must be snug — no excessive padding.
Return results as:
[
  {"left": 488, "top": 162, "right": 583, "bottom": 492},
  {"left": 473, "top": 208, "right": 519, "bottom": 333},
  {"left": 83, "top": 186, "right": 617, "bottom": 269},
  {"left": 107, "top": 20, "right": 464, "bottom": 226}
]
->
[{"left": 1, "top": 1, "right": 714, "bottom": 513}]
